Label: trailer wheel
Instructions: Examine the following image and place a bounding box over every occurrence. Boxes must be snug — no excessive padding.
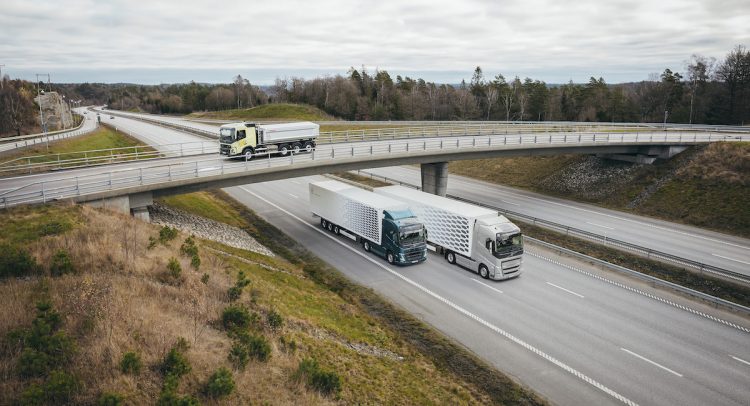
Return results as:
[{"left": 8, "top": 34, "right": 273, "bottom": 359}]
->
[
  {"left": 479, "top": 265, "right": 489, "bottom": 279},
  {"left": 279, "top": 144, "right": 289, "bottom": 156},
  {"left": 446, "top": 251, "right": 456, "bottom": 264},
  {"left": 304, "top": 141, "right": 314, "bottom": 153},
  {"left": 327, "top": 222, "right": 334, "bottom": 232},
  {"left": 363, "top": 241, "right": 371, "bottom": 252},
  {"left": 333, "top": 225, "right": 340, "bottom": 235},
  {"left": 386, "top": 252, "right": 395, "bottom": 264},
  {"left": 321, "top": 218, "right": 327, "bottom": 229},
  {"left": 292, "top": 143, "right": 302, "bottom": 154}
]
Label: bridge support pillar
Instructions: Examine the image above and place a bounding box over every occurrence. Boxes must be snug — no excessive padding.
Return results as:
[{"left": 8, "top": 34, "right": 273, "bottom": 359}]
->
[
  {"left": 421, "top": 162, "right": 448, "bottom": 196},
  {"left": 86, "top": 191, "right": 153, "bottom": 222},
  {"left": 598, "top": 145, "right": 689, "bottom": 164}
]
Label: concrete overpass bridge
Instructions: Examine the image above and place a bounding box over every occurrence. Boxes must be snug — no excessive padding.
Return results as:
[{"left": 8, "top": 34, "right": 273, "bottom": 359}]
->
[{"left": 1, "top": 127, "right": 745, "bottom": 218}]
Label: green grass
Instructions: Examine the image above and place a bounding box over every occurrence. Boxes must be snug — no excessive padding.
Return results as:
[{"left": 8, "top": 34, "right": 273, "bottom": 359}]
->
[
  {"left": 0, "top": 203, "right": 83, "bottom": 245},
  {"left": 188, "top": 103, "right": 332, "bottom": 121},
  {"left": 163, "top": 190, "right": 544, "bottom": 405},
  {"left": 449, "top": 155, "right": 582, "bottom": 189}
]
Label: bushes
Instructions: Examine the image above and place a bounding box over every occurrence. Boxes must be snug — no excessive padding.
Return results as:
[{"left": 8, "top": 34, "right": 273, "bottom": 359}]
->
[
  {"left": 180, "top": 236, "right": 201, "bottom": 270},
  {"left": 228, "top": 342, "right": 250, "bottom": 370},
  {"left": 50, "top": 250, "right": 76, "bottom": 276},
  {"left": 227, "top": 331, "right": 271, "bottom": 368},
  {"left": 227, "top": 270, "right": 250, "bottom": 302},
  {"left": 20, "top": 370, "right": 79, "bottom": 405},
  {"left": 167, "top": 258, "right": 182, "bottom": 279},
  {"left": 148, "top": 226, "right": 179, "bottom": 250},
  {"left": 157, "top": 374, "right": 200, "bottom": 406},
  {"left": 97, "top": 392, "right": 124, "bottom": 406},
  {"left": 160, "top": 346, "right": 191, "bottom": 378},
  {"left": 119, "top": 351, "right": 142, "bottom": 375},
  {"left": 294, "top": 358, "right": 341, "bottom": 397},
  {"left": 0, "top": 244, "right": 39, "bottom": 278},
  {"left": 266, "top": 309, "right": 283, "bottom": 331},
  {"left": 156, "top": 338, "right": 198, "bottom": 406},
  {"left": 14, "top": 301, "right": 76, "bottom": 378},
  {"left": 221, "top": 305, "right": 252, "bottom": 331},
  {"left": 204, "top": 367, "right": 235, "bottom": 399}
]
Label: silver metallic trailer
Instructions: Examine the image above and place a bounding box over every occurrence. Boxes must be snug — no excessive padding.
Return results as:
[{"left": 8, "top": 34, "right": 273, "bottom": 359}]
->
[
  {"left": 309, "top": 180, "right": 428, "bottom": 265},
  {"left": 375, "top": 185, "right": 523, "bottom": 280}
]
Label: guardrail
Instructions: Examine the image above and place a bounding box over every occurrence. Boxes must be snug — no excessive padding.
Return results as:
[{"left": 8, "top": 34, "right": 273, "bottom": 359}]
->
[
  {"left": 99, "top": 109, "right": 217, "bottom": 139},
  {"left": 1, "top": 130, "right": 747, "bottom": 216},
  {"left": 0, "top": 113, "right": 93, "bottom": 151},
  {"left": 0, "top": 140, "right": 218, "bottom": 174},
  {"left": 353, "top": 170, "right": 750, "bottom": 285}
]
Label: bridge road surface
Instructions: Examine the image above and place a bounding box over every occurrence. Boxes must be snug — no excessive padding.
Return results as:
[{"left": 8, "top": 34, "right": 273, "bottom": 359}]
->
[
  {"left": 87, "top": 110, "right": 750, "bottom": 276},
  {"left": 362, "top": 166, "right": 750, "bottom": 276},
  {"left": 225, "top": 176, "right": 750, "bottom": 406}
]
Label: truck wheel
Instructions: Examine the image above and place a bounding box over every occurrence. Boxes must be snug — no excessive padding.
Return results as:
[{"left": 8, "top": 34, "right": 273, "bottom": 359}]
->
[
  {"left": 292, "top": 143, "right": 302, "bottom": 154},
  {"left": 446, "top": 251, "right": 456, "bottom": 264},
  {"left": 386, "top": 252, "right": 395, "bottom": 264},
  {"left": 243, "top": 147, "right": 254, "bottom": 160},
  {"left": 279, "top": 145, "right": 289, "bottom": 156},
  {"left": 333, "top": 225, "right": 340, "bottom": 235},
  {"left": 327, "top": 222, "right": 334, "bottom": 232},
  {"left": 304, "top": 141, "right": 314, "bottom": 153},
  {"left": 479, "top": 265, "right": 489, "bottom": 279},
  {"left": 363, "top": 241, "right": 371, "bottom": 252},
  {"left": 321, "top": 219, "right": 327, "bottom": 229}
]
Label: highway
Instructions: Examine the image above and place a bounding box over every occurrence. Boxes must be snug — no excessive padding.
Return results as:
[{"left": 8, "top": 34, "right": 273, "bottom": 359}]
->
[
  {"left": 5, "top": 111, "right": 748, "bottom": 405},
  {"left": 0, "top": 107, "right": 99, "bottom": 154},
  {"left": 224, "top": 176, "right": 750, "bottom": 406},
  {"left": 361, "top": 166, "right": 750, "bottom": 276}
]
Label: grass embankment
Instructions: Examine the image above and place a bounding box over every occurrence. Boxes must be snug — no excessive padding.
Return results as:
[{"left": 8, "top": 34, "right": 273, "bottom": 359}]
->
[
  {"left": 0, "top": 126, "right": 153, "bottom": 174},
  {"left": 0, "top": 198, "right": 543, "bottom": 405},
  {"left": 336, "top": 171, "right": 750, "bottom": 308},
  {"left": 188, "top": 103, "right": 332, "bottom": 122},
  {"left": 159, "top": 190, "right": 545, "bottom": 405},
  {"left": 449, "top": 142, "right": 750, "bottom": 238}
]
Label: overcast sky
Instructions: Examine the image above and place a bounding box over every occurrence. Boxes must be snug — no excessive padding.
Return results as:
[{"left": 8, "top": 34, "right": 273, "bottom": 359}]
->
[{"left": 2, "top": 0, "right": 748, "bottom": 84}]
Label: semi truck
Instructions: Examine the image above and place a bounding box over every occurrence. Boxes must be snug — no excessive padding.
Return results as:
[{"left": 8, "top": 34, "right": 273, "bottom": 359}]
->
[
  {"left": 219, "top": 121, "right": 319, "bottom": 159},
  {"left": 374, "top": 186, "right": 523, "bottom": 280},
  {"left": 309, "top": 180, "right": 428, "bottom": 265}
]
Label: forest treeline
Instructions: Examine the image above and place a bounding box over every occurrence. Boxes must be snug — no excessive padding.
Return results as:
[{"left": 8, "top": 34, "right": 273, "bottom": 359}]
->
[{"left": 2, "top": 45, "right": 748, "bottom": 136}]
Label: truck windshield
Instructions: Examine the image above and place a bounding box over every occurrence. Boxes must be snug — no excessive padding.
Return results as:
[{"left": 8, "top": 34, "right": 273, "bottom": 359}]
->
[
  {"left": 219, "top": 128, "right": 235, "bottom": 140},
  {"left": 399, "top": 227, "right": 425, "bottom": 246},
  {"left": 494, "top": 233, "right": 523, "bottom": 258}
]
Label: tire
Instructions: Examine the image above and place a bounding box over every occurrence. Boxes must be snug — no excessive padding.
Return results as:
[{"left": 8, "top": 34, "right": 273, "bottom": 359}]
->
[
  {"left": 321, "top": 218, "right": 327, "bottom": 229},
  {"left": 386, "top": 252, "right": 395, "bottom": 264},
  {"left": 304, "top": 141, "right": 314, "bottom": 153},
  {"left": 279, "top": 144, "right": 289, "bottom": 156},
  {"left": 479, "top": 265, "right": 489, "bottom": 279},
  {"left": 333, "top": 225, "right": 340, "bottom": 235},
  {"left": 327, "top": 222, "right": 334, "bottom": 232},
  {"left": 242, "top": 147, "right": 254, "bottom": 160},
  {"left": 292, "top": 143, "right": 302, "bottom": 155},
  {"left": 363, "top": 241, "right": 371, "bottom": 252},
  {"left": 446, "top": 251, "right": 456, "bottom": 264}
]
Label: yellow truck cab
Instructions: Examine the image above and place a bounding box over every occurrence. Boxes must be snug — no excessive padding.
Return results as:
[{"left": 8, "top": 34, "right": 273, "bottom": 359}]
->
[{"left": 219, "top": 121, "right": 319, "bottom": 159}]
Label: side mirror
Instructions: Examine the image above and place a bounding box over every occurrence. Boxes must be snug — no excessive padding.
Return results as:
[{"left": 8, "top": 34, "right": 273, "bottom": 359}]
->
[{"left": 485, "top": 238, "right": 492, "bottom": 250}]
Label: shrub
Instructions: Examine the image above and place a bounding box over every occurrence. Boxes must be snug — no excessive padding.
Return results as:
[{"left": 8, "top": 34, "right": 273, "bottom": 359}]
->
[
  {"left": 295, "top": 358, "right": 341, "bottom": 397},
  {"left": 157, "top": 374, "right": 200, "bottom": 406},
  {"left": 204, "top": 367, "right": 235, "bottom": 399},
  {"left": 119, "top": 351, "right": 142, "bottom": 375},
  {"left": 228, "top": 342, "right": 249, "bottom": 370},
  {"left": 50, "top": 250, "right": 76, "bottom": 276},
  {"left": 159, "top": 226, "right": 178, "bottom": 244},
  {"left": 98, "top": 392, "right": 124, "bottom": 406},
  {"left": 0, "top": 244, "right": 39, "bottom": 278},
  {"left": 200, "top": 273, "right": 209, "bottom": 284},
  {"left": 233, "top": 331, "right": 271, "bottom": 362},
  {"left": 279, "top": 336, "right": 297, "bottom": 354},
  {"left": 266, "top": 309, "right": 283, "bottom": 331},
  {"left": 147, "top": 236, "right": 158, "bottom": 250},
  {"left": 38, "top": 221, "right": 67, "bottom": 236},
  {"left": 17, "top": 301, "right": 75, "bottom": 378},
  {"left": 221, "top": 305, "right": 251, "bottom": 331},
  {"left": 227, "top": 286, "right": 242, "bottom": 302},
  {"left": 180, "top": 236, "right": 198, "bottom": 257},
  {"left": 167, "top": 258, "right": 182, "bottom": 279},
  {"left": 160, "top": 340, "right": 191, "bottom": 378},
  {"left": 190, "top": 254, "right": 201, "bottom": 270},
  {"left": 21, "top": 370, "right": 80, "bottom": 404}
]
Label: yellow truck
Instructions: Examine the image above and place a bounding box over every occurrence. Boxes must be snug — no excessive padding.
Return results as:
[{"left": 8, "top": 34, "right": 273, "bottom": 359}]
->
[{"left": 219, "top": 121, "right": 319, "bottom": 159}]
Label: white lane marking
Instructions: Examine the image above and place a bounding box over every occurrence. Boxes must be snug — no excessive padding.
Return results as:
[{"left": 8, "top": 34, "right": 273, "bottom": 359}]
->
[
  {"left": 586, "top": 221, "right": 615, "bottom": 230},
  {"left": 546, "top": 282, "right": 585, "bottom": 298},
  {"left": 239, "top": 186, "right": 638, "bottom": 406},
  {"left": 471, "top": 278, "right": 504, "bottom": 294},
  {"left": 528, "top": 252, "right": 750, "bottom": 334},
  {"left": 290, "top": 180, "right": 300, "bottom": 184},
  {"left": 712, "top": 254, "right": 750, "bottom": 266},
  {"left": 288, "top": 193, "right": 299, "bottom": 199},
  {"left": 731, "top": 355, "right": 750, "bottom": 367},
  {"left": 621, "top": 348, "right": 683, "bottom": 377},
  {"left": 381, "top": 167, "right": 750, "bottom": 250},
  {"left": 500, "top": 199, "right": 520, "bottom": 206}
]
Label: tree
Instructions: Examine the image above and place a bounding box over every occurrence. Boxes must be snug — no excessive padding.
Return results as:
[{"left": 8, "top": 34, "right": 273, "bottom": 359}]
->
[
  {"left": 685, "top": 55, "right": 715, "bottom": 124},
  {"left": 715, "top": 45, "right": 750, "bottom": 124}
]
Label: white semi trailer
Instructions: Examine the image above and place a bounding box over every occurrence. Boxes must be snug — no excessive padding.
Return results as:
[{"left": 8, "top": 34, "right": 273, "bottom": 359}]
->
[
  {"left": 219, "top": 121, "right": 319, "bottom": 159},
  {"left": 375, "top": 186, "right": 523, "bottom": 280},
  {"left": 309, "top": 180, "right": 428, "bottom": 265}
]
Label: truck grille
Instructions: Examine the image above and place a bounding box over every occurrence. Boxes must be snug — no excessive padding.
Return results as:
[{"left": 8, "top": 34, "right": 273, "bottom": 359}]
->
[
  {"left": 405, "top": 249, "right": 423, "bottom": 262},
  {"left": 219, "top": 143, "right": 231, "bottom": 155}
]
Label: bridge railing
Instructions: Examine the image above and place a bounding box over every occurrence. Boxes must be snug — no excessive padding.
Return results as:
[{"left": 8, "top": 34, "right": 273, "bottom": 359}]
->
[{"left": 1, "top": 130, "right": 747, "bottom": 210}]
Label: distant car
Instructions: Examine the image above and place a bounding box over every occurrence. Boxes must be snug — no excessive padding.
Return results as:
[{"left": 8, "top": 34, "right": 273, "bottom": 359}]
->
[
  {"left": 83, "top": 111, "right": 87, "bottom": 114},
  {"left": 110, "top": 116, "right": 115, "bottom": 119}
]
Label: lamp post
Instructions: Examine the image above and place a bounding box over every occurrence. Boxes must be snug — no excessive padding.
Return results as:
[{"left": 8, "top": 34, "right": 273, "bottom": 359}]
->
[
  {"left": 663, "top": 110, "right": 668, "bottom": 130},
  {"left": 36, "top": 73, "right": 51, "bottom": 151}
]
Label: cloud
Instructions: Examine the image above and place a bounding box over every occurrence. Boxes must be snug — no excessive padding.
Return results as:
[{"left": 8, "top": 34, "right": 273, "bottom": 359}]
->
[{"left": 1, "top": 0, "right": 748, "bottom": 83}]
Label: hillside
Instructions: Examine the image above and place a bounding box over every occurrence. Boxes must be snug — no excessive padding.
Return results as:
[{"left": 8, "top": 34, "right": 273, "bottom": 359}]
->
[
  {"left": 188, "top": 104, "right": 333, "bottom": 122},
  {"left": 449, "top": 142, "right": 750, "bottom": 237},
  {"left": 0, "top": 199, "right": 542, "bottom": 405}
]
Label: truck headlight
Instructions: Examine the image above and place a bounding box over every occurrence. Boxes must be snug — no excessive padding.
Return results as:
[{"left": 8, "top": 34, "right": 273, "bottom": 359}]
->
[{"left": 399, "top": 253, "right": 405, "bottom": 261}]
